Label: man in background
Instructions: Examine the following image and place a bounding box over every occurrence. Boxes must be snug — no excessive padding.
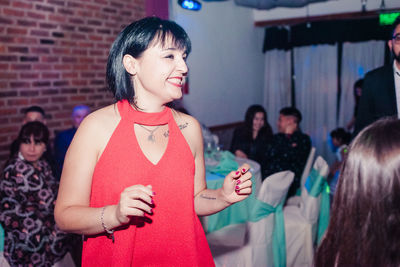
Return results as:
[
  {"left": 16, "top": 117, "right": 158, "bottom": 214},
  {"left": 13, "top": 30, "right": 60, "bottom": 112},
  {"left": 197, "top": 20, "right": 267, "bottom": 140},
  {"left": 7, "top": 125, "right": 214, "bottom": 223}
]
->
[
  {"left": 54, "top": 105, "right": 90, "bottom": 173},
  {"left": 262, "top": 107, "right": 311, "bottom": 198},
  {"left": 354, "top": 16, "right": 400, "bottom": 136}
]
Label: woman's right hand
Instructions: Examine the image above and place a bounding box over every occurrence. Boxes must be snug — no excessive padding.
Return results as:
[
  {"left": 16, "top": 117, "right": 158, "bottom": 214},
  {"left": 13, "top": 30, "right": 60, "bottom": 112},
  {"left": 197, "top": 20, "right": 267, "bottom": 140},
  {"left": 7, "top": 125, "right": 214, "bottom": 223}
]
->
[{"left": 115, "top": 184, "right": 155, "bottom": 224}]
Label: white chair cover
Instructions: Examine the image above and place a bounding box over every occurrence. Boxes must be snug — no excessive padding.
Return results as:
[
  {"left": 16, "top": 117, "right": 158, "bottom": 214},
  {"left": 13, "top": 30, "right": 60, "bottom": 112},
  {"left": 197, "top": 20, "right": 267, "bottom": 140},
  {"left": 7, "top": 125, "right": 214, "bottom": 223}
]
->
[
  {"left": 284, "top": 156, "right": 329, "bottom": 267},
  {"left": 208, "top": 171, "right": 294, "bottom": 267},
  {"left": 286, "top": 147, "right": 316, "bottom": 206}
]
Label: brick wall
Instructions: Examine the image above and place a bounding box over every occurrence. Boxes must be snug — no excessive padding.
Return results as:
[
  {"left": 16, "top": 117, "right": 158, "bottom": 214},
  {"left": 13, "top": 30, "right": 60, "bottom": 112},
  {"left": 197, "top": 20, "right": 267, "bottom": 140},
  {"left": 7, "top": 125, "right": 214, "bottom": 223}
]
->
[{"left": 0, "top": 0, "right": 146, "bottom": 165}]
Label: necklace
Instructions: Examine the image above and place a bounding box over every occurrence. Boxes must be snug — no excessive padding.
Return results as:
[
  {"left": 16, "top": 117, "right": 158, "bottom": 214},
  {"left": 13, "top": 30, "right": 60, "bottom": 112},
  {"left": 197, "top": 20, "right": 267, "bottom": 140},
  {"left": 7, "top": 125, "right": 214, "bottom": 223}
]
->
[{"left": 137, "top": 124, "right": 161, "bottom": 143}]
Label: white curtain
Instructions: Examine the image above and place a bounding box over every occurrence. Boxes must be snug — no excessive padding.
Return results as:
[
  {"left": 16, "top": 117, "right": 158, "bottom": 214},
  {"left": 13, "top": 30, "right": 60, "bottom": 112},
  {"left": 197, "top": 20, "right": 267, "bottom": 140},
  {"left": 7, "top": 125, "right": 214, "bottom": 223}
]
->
[
  {"left": 338, "top": 41, "right": 385, "bottom": 129},
  {"left": 263, "top": 49, "right": 292, "bottom": 133},
  {"left": 294, "top": 45, "right": 338, "bottom": 165}
]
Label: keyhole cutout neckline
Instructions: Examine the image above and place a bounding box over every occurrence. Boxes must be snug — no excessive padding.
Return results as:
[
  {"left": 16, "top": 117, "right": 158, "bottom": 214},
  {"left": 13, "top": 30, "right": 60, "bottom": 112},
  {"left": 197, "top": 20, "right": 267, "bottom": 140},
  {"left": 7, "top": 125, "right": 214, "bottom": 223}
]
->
[{"left": 123, "top": 102, "right": 173, "bottom": 166}]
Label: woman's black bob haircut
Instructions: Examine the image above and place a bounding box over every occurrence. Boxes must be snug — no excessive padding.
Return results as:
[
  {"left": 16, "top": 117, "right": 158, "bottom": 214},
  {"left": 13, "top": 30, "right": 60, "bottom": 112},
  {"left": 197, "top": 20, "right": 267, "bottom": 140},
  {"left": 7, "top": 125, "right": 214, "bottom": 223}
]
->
[
  {"left": 18, "top": 121, "right": 49, "bottom": 146},
  {"left": 106, "top": 16, "right": 192, "bottom": 103}
]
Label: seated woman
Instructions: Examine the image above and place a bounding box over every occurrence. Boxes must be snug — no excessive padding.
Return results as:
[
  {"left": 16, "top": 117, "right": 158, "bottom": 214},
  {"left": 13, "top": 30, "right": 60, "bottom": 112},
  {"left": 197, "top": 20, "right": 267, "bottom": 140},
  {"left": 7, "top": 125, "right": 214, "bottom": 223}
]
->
[
  {"left": 315, "top": 117, "right": 400, "bottom": 267},
  {"left": 0, "top": 121, "right": 72, "bottom": 266},
  {"left": 230, "top": 105, "right": 273, "bottom": 164}
]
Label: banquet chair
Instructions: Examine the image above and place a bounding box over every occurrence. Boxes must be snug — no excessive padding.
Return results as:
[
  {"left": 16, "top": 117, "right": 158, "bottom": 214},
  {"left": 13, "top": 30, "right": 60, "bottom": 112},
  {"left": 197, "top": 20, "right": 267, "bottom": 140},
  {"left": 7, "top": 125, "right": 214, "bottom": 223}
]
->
[
  {"left": 207, "top": 171, "right": 294, "bottom": 267},
  {"left": 284, "top": 156, "right": 330, "bottom": 267},
  {"left": 286, "top": 146, "right": 316, "bottom": 206}
]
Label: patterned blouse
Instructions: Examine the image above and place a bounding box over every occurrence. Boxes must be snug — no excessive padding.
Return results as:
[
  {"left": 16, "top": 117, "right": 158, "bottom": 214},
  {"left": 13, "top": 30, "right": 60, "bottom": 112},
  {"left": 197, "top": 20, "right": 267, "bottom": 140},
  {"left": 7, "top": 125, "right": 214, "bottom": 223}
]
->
[{"left": 0, "top": 156, "right": 70, "bottom": 267}]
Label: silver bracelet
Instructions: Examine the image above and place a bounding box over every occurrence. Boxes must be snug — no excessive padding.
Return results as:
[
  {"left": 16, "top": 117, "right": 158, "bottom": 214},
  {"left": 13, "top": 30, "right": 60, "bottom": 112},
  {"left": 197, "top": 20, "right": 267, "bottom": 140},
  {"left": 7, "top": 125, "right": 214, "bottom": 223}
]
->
[{"left": 101, "top": 206, "right": 115, "bottom": 243}]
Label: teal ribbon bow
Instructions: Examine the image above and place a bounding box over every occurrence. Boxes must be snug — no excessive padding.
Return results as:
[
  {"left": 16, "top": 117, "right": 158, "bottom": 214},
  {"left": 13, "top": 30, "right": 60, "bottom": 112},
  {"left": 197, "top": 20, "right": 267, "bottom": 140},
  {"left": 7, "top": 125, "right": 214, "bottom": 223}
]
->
[
  {"left": 206, "top": 150, "right": 239, "bottom": 176},
  {"left": 249, "top": 199, "right": 286, "bottom": 267},
  {"left": 304, "top": 168, "right": 330, "bottom": 244}
]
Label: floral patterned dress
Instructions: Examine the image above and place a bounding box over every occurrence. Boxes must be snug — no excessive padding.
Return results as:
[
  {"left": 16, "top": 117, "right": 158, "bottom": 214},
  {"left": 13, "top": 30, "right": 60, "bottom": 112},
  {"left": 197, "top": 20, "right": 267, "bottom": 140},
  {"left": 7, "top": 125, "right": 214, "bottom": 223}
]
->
[{"left": 0, "top": 156, "right": 71, "bottom": 267}]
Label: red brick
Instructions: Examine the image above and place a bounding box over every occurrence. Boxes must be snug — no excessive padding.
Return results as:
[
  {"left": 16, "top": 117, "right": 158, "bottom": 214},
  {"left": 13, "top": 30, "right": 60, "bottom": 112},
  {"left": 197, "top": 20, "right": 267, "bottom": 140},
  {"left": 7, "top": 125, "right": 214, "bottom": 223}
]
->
[
  {"left": 20, "top": 90, "right": 39, "bottom": 97},
  {"left": 10, "top": 81, "right": 30, "bottom": 88},
  {"left": 78, "top": 42, "right": 94, "bottom": 48},
  {"left": 20, "top": 73, "right": 39, "bottom": 79},
  {"left": 7, "top": 27, "right": 28, "bottom": 35},
  {"left": 51, "top": 96, "right": 68, "bottom": 102},
  {"left": 58, "top": 8, "right": 74, "bottom": 15},
  {"left": 7, "top": 98, "right": 29, "bottom": 105},
  {"left": 48, "top": 0, "right": 64, "bottom": 6},
  {"left": 0, "top": 55, "right": 18, "bottom": 61},
  {"left": 8, "top": 46, "right": 28, "bottom": 53},
  {"left": 69, "top": 18, "right": 84, "bottom": 25},
  {"left": 41, "top": 89, "right": 59, "bottom": 95},
  {"left": 35, "top": 4, "right": 55, "bottom": 12},
  {"left": 62, "top": 72, "right": 78, "bottom": 79},
  {"left": 11, "top": 64, "right": 31, "bottom": 70},
  {"left": 31, "top": 29, "right": 49, "bottom": 37},
  {"left": 53, "top": 80, "right": 69, "bottom": 86},
  {"left": 30, "top": 98, "right": 49, "bottom": 104},
  {"left": 27, "top": 11, "right": 46, "bottom": 20},
  {"left": 54, "top": 64, "right": 71, "bottom": 71},
  {"left": 52, "top": 47, "right": 70, "bottom": 54},
  {"left": 0, "top": 108, "right": 18, "bottom": 115},
  {"left": 31, "top": 47, "right": 50, "bottom": 54},
  {"left": 33, "top": 64, "right": 52, "bottom": 71},
  {"left": 79, "top": 88, "right": 95, "bottom": 93},
  {"left": 33, "top": 81, "right": 51, "bottom": 87},
  {"left": 0, "top": 73, "right": 17, "bottom": 79},
  {"left": 12, "top": 1, "right": 34, "bottom": 9},
  {"left": 3, "top": 8, "right": 24, "bottom": 17},
  {"left": 48, "top": 14, "right": 66, "bottom": 23},
  {"left": 41, "top": 56, "right": 59, "bottom": 63},
  {"left": 79, "top": 57, "right": 94, "bottom": 64},
  {"left": 42, "top": 72, "right": 60, "bottom": 79},
  {"left": 0, "top": 17, "right": 14, "bottom": 25},
  {"left": 61, "top": 88, "right": 77, "bottom": 94},
  {"left": 89, "top": 35, "right": 103, "bottom": 41},
  {"left": 72, "top": 80, "right": 88, "bottom": 86},
  {"left": 70, "top": 95, "right": 87, "bottom": 102},
  {"left": 39, "top": 23, "right": 57, "bottom": 29},
  {"left": 14, "top": 37, "right": 38, "bottom": 44}
]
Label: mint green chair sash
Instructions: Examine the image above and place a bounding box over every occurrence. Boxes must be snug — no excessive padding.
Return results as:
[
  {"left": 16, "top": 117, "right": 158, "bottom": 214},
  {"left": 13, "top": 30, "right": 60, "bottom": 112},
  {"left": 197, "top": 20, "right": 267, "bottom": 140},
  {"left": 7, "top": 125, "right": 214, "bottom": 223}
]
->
[
  {"left": 0, "top": 225, "right": 4, "bottom": 252},
  {"left": 206, "top": 169, "right": 256, "bottom": 233},
  {"left": 249, "top": 200, "right": 286, "bottom": 267},
  {"left": 304, "top": 168, "right": 330, "bottom": 244}
]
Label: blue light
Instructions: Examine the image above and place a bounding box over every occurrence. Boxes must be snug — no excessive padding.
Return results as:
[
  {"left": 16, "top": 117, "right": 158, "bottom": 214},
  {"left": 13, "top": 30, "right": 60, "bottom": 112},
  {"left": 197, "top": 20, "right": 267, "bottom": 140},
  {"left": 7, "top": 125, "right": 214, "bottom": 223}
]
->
[{"left": 178, "top": 0, "right": 202, "bottom": 11}]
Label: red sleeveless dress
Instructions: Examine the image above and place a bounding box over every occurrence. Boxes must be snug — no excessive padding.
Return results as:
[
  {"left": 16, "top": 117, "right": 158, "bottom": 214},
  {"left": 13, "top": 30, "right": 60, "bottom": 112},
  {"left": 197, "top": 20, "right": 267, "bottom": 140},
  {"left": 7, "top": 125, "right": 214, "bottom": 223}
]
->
[{"left": 82, "top": 100, "right": 214, "bottom": 267}]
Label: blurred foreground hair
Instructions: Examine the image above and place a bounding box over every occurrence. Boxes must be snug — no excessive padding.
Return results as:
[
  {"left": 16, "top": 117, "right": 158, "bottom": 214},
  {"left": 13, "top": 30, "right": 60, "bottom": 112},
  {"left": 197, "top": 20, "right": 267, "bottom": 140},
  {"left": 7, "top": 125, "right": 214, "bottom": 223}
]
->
[{"left": 315, "top": 117, "right": 400, "bottom": 267}]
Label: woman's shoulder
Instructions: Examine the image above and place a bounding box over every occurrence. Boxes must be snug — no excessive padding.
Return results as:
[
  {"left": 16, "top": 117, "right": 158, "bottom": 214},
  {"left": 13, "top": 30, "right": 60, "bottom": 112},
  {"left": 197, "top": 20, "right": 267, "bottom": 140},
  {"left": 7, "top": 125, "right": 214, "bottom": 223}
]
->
[
  {"left": 171, "top": 109, "right": 201, "bottom": 133},
  {"left": 79, "top": 103, "right": 120, "bottom": 132}
]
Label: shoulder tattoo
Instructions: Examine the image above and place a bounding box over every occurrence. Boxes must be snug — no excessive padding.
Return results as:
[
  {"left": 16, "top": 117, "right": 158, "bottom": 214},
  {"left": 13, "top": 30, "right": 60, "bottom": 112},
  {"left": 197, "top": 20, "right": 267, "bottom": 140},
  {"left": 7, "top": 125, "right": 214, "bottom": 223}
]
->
[{"left": 164, "top": 122, "right": 189, "bottom": 138}]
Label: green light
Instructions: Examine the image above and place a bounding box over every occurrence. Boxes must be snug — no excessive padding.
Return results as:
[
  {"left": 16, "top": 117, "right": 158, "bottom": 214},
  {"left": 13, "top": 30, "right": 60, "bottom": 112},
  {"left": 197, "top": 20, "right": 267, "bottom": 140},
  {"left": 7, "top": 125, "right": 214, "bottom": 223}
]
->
[{"left": 379, "top": 12, "right": 400, "bottom": 25}]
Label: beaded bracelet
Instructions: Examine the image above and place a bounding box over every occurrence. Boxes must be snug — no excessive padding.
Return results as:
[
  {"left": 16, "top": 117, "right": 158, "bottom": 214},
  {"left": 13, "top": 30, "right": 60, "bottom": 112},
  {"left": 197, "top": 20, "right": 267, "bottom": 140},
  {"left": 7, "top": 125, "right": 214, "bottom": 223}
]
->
[{"left": 101, "top": 206, "right": 115, "bottom": 243}]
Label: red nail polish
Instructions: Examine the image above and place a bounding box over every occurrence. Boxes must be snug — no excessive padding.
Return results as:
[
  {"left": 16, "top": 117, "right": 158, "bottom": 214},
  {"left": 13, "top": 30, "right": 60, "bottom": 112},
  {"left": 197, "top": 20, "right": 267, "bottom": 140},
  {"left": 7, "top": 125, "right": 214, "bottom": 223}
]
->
[
  {"left": 235, "top": 185, "right": 239, "bottom": 190},
  {"left": 151, "top": 199, "right": 154, "bottom": 204},
  {"left": 236, "top": 180, "right": 241, "bottom": 184},
  {"left": 235, "top": 171, "right": 240, "bottom": 175},
  {"left": 242, "top": 168, "right": 246, "bottom": 173},
  {"left": 153, "top": 192, "right": 156, "bottom": 196}
]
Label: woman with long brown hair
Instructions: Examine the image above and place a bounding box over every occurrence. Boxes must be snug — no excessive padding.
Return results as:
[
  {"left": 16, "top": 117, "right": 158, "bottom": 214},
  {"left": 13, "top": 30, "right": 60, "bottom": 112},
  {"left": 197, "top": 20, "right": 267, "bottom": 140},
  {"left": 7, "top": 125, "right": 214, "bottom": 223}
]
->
[{"left": 315, "top": 117, "right": 400, "bottom": 267}]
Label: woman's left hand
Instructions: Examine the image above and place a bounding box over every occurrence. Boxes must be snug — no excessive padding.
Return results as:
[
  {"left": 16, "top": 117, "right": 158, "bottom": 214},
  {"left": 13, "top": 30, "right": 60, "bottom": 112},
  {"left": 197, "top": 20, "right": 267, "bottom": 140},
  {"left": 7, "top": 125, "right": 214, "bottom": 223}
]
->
[{"left": 221, "top": 163, "right": 252, "bottom": 204}]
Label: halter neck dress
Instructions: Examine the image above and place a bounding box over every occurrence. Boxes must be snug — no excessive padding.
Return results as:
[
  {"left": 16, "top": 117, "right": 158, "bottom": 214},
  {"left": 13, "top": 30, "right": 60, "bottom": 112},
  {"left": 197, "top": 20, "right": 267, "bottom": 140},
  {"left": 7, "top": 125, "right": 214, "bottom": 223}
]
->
[{"left": 82, "top": 100, "right": 214, "bottom": 267}]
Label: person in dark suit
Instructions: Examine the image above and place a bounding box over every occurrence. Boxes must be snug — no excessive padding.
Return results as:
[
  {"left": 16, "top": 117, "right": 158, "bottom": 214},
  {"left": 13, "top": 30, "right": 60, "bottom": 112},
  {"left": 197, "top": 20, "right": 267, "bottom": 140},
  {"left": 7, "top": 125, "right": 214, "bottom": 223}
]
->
[{"left": 353, "top": 17, "right": 400, "bottom": 136}]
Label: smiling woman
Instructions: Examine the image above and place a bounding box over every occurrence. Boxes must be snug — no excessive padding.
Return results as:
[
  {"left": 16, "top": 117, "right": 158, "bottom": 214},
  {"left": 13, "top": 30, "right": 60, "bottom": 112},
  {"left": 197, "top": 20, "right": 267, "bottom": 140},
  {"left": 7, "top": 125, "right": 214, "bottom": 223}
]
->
[{"left": 54, "top": 17, "right": 253, "bottom": 267}]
